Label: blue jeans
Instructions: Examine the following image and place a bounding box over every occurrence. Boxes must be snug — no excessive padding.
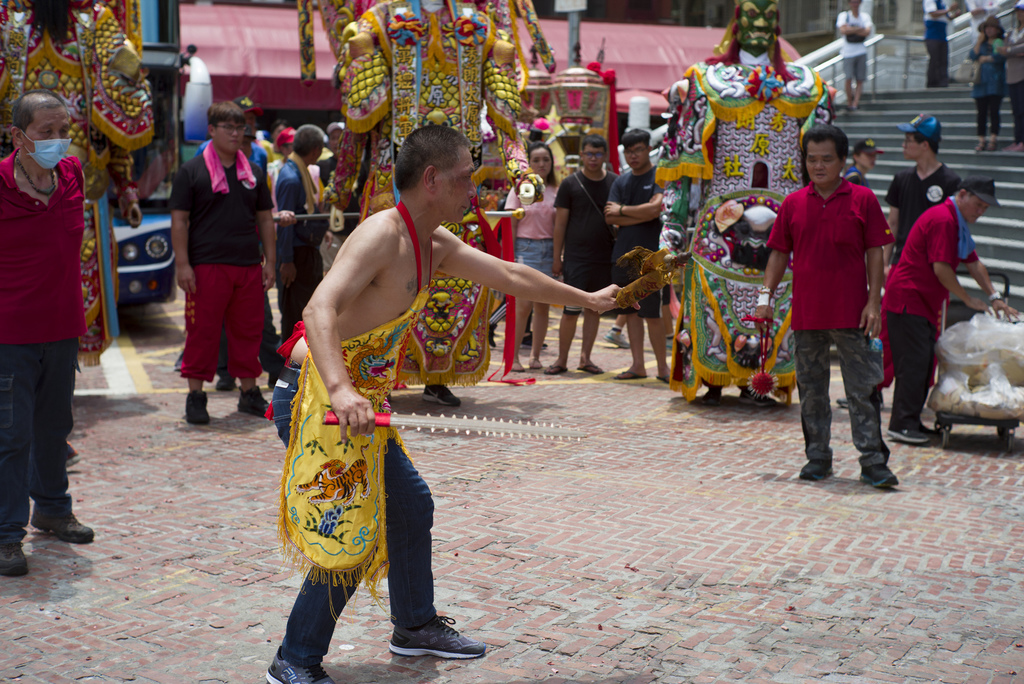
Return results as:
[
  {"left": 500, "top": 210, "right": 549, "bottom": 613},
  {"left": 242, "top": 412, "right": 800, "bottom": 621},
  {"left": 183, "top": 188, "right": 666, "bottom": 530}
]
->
[
  {"left": 0, "top": 338, "right": 79, "bottom": 544},
  {"left": 272, "top": 377, "right": 437, "bottom": 666}
]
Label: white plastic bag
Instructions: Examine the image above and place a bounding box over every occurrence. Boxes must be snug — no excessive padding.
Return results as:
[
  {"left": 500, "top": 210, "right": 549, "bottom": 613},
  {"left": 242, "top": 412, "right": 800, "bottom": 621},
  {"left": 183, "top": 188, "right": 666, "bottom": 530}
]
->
[
  {"left": 935, "top": 314, "right": 1024, "bottom": 385},
  {"left": 929, "top": 365, "right": 1024, "bottom": 419}
]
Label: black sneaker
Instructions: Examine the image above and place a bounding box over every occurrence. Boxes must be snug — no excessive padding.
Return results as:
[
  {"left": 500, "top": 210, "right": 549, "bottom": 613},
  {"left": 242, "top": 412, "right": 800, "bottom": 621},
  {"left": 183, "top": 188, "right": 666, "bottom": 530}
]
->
[
  {"left": 238, "top": 386, "right": 269, "bottom": 416},
  {"left": 30, "top": 512, "right": 94, "bottom": 543},
  {"left": 738, "top": 387, "right": 778, "bottom": 407},
  {"left": 887, "top": 428, "right": 928, "bottom": 445},
  {"left": 266, "top": 648, "right": 335, "bottom": 684},
  {"left": 423, "top": 385, "right": 461, "bottom": 407},
  {"left": 0, "top": 542, "right": 28, "bottom": 576},
  {"left": 215, "top": 375, "right": 237, "bottom": 392},
  {"left": 799, "top": 461, "right": 833, "bottom": 481},
  {"left": 861, "top": 462, "right": 899, "bottom": 488},
  {"left": 186, "top": 390, "right": 210, "bottom": 424},
  {"left": 389, "top": 615, "right": 486, "bottom": 659},
  {"left": 701, "top": 386, "right": 722, "bottom": 406}
]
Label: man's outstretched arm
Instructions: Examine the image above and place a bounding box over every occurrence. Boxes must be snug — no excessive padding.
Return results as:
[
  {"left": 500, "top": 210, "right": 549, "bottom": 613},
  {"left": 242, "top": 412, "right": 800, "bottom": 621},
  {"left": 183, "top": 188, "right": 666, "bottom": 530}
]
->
[{"left": 434, "top": 228, "right": 621, "bottom": 313}]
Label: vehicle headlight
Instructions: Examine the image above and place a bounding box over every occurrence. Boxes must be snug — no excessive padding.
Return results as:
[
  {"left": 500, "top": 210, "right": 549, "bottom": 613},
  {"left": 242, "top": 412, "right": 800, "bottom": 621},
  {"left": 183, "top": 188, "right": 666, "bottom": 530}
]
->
[
  {"left": 145, "top": 234, "right": 170, "bottom": 259},
  {"left": 122, "top": 243, "right": 139, "bottom": 261},
  {"left": 128, "top": 280, "right": 143, "bottom": 294}
]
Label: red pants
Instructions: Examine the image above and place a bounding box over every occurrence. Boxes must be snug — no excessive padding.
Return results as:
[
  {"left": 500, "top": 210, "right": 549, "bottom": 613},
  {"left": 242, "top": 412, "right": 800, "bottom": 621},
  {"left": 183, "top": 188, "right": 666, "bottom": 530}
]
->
[{"left": 182, "top": 264, "right": 264, "bottom": 382}]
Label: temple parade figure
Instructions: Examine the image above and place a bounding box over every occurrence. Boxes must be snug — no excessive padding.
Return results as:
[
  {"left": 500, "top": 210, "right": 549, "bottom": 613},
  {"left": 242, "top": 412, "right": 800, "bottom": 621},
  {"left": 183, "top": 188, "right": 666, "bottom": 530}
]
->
[
  {"left": 0, "top": 0, "right": 154, "bottom": 366},
  {"left": 324, "top": 0, "right": 551, "bottom": 400},
  {"left": 656, "top": 0, "right": 832, "bottom": 406}
]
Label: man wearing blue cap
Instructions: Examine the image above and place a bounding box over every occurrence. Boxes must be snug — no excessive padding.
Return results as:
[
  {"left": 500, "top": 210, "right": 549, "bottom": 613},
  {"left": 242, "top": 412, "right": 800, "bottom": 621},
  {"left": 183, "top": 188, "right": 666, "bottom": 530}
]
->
[
  {"left": 882, "top": 177, "right": 1018, "bottom": 445},
  {"left": 884, "top": 115, "right": 962, "bottom": 269}
]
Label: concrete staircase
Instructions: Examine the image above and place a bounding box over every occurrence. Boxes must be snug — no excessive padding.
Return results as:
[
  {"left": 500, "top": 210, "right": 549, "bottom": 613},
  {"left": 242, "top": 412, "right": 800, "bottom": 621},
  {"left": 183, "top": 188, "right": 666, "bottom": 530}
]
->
[{"left": 834, "top": 85, "right": 1024, "bottom": 304}]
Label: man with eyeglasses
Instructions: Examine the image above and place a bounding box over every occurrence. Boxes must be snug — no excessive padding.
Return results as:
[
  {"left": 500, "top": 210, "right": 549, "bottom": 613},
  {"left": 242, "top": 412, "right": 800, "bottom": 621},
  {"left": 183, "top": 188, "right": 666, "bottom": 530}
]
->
[
  {"left": 604, "top": 129, "right": 670, "bottom": 382},
  {"left": 195, "top": 96, "right": 269, "bottom": 174},
  {"left": 547, "top": 134, "right": 618, "bottom": 376},
  {"left": 169, "top": 101, "right": 277, "bottom": 424}
]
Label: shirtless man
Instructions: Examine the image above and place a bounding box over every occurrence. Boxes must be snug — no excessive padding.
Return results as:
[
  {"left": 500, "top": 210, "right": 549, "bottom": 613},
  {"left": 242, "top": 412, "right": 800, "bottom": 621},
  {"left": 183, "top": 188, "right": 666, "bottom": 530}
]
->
[{"left": 266, "top": 125, "right": 621, "bottom": 684}]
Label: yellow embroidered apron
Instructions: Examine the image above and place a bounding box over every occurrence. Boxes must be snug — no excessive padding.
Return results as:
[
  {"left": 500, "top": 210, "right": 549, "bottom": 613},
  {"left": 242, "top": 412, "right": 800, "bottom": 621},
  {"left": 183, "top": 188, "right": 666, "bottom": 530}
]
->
[{"left": 277, "top": 290, "right": 428, "bottom": 601}]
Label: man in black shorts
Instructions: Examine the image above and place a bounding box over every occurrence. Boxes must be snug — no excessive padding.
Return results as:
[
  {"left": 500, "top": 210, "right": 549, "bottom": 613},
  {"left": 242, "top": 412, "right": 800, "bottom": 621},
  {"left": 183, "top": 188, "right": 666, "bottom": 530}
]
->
[
  {"left": 547, "top": 134, "right": 618, "bottom": 375},
  {"left": 604, "top": 129, "right": 669, "bottom": 382},
  {"left": 885, "top": 115, "right": 961, "bottom": 270}
]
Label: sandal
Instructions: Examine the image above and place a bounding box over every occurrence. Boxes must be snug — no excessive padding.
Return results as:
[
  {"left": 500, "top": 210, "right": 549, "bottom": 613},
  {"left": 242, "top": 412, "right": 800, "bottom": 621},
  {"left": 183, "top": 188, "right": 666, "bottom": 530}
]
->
[
  {"left": 986, "top": 139, "right": 998, "bottom": 151},
  {"left": 613, "top": 370, "right": 647, "bottom": 380},
  {"left": 975, "top": 141, "right": 986, "bottom": 152},
  {"left": 544, "top": 364, "right": 568, "bottom": 375},
  {"left": 577, "top": 362, "right": 604, "bottom": 375}
]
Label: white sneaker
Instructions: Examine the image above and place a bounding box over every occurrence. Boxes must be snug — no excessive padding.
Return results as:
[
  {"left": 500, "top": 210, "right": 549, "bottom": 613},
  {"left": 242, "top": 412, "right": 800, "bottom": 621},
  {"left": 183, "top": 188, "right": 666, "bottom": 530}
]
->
[{"left": 603, "top": 330, "right": 629, "bottom": 348}]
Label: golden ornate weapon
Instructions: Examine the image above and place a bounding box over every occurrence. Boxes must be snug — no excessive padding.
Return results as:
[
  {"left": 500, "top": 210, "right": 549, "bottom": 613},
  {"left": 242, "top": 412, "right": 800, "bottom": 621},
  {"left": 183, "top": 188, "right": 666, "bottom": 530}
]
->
[{"left": 614, "top": 247, "right": 689, "bottom": 310}]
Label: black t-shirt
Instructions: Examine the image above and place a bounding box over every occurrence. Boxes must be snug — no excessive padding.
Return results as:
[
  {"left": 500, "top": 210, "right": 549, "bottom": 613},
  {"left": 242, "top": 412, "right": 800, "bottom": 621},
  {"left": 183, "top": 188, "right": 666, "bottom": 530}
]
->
[
  {"left": 169, "top": 154, "right": 273, "bottom": 266},
  {"left": 554, "top": 170, "right": 618, "bottom": 264},
  {"left": 609, "top": 167, "right": 663, "bottom": 262},
  {"left": 885, "top": 163, "right": 961, "bottom": 263}
]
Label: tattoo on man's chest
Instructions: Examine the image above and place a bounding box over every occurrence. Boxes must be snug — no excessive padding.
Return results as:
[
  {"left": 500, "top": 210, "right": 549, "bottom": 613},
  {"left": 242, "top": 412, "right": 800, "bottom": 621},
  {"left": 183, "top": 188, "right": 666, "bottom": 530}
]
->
[{"left": 406, "top": 278, "right": 416, "bottom": 293}]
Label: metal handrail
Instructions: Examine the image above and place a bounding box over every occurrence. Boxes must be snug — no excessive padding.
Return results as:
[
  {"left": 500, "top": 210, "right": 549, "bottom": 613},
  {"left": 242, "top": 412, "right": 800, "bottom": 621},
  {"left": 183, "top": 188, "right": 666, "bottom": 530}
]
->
[{"left": 795, "top": 0, "right": 1019, "bottom": 94}]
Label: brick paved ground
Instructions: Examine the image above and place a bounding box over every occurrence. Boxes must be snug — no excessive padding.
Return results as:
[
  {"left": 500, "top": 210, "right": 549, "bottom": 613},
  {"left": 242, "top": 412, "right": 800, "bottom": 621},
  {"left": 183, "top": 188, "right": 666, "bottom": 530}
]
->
[{"left": 3, "top": 300, "right": 1024, "bottom": 683}]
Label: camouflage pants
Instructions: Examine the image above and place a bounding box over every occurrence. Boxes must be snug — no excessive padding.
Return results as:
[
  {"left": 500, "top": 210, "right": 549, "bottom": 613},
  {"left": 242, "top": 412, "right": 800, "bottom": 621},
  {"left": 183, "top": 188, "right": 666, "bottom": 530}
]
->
[{"left": 794, "top": 329, "right": 889, "bottom": 467}]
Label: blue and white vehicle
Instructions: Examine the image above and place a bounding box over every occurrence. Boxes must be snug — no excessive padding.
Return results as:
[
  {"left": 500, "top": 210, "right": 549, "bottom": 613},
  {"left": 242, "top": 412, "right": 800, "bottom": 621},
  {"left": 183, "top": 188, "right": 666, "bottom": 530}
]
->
[{"left": 114, "top": 214, "right": 176, "bottom": 304}]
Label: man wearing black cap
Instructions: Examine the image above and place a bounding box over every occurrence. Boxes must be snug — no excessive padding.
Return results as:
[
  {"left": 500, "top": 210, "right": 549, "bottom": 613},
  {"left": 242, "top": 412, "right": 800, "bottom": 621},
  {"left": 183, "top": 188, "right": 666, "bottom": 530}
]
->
[
  {"left": 884, "top": 115, "right": 962, "bottom": 268},
  {"left": 844, "top": 138, "right": 883, "bottom": 187},
  {"left": 882, "top": 176, "right": 1018, "bottom": 445}
]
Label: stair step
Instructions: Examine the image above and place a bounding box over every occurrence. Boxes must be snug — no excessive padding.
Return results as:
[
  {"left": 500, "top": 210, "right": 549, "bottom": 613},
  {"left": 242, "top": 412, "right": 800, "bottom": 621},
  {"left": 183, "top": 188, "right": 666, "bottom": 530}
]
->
[
  {"left": 837, "top": 118, "right": 1015, "bottom": 132},
  {"left": 848, "top": 86, "right": 974, "bottom": 102},
  {"left": 843, "top": 111, "right": 999, "bottom": 124},
  {"left": 870, "top": 159, "right": 1023, "bottom": 184},
  {"left": 855, "top": 96, "right": 1001, "bottom": 110}
]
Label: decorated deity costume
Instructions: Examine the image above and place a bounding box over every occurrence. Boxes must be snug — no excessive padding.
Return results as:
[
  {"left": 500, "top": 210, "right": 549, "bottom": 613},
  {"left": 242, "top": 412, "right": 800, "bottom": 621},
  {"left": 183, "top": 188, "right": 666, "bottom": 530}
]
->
[
  {"left": 0, "top": 0, "right": 153, "bottom": 366},
  {"left": 328, "top": 0, "right": 546, "bottom": 388},
  {"left": 657, "top": 0, "right": 832, "bottom": 402}
]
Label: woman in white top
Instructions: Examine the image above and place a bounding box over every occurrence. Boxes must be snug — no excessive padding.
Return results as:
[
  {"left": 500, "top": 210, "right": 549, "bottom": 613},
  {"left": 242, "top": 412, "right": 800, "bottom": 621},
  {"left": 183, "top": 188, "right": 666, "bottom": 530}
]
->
[{"left": 506, "top": 142, "right": 559, "bottom": 371}]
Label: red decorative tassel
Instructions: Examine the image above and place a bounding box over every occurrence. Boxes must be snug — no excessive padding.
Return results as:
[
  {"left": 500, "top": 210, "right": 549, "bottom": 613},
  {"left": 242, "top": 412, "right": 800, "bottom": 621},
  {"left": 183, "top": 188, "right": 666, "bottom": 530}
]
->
[
  {"left": 741, "top": 315, "right": 776, "bottom": 398},
  {"left": 748, "top": 370, "right": 778, "bottom": 398}
]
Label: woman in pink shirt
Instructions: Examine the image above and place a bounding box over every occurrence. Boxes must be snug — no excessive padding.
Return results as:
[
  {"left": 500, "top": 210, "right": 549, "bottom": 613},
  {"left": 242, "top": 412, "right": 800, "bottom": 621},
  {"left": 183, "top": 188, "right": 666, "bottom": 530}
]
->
[{"left": 507, "top": 142, "right": 559, "bottom": 371}]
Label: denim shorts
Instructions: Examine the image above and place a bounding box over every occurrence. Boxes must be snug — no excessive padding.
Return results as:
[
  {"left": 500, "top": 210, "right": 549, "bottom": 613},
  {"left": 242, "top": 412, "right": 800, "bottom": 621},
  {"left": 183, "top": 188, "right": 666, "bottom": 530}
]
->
[{"left": 515, "top": 238, "right": 554, "bottom": 277}]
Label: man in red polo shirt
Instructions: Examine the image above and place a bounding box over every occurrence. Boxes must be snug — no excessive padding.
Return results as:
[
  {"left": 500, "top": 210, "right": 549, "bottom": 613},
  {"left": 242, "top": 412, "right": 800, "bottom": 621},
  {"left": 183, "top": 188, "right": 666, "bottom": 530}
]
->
[
  {"left": 755, "top": 124, "right": 897, "bottom": 488},
  {"left": 1, "top": 90, "right": 94, "bottom": 576},
  {"left": 882, "top": 177, "right": 1017, "bottom": 445}
]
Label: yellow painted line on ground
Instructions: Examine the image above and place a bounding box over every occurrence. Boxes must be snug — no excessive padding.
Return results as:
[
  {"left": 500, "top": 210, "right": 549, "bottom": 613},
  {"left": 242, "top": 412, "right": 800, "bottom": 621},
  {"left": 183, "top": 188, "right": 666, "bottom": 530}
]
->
[
  {"left": 115, "top": 333, "right": 154, "bottom": 394},
  {"left": 136, "top": 347, "right": 182, "bottom": 360}
]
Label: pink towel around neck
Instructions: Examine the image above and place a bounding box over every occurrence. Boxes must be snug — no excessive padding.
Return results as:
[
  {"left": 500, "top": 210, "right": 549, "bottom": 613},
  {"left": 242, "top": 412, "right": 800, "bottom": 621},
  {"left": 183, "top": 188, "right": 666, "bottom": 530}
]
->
[{"left": 202, "top": 142, "right": 256, "bottom": 194}]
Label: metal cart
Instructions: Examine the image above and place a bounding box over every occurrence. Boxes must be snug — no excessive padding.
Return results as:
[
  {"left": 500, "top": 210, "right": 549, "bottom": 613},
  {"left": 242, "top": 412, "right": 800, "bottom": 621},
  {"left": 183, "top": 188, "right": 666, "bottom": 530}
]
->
[
  {"left": 934, "top": 411, "right": 1017, "bottom": 452},
  {"left": 933, "top": 271, "right": 1017, "bottom": 453}
]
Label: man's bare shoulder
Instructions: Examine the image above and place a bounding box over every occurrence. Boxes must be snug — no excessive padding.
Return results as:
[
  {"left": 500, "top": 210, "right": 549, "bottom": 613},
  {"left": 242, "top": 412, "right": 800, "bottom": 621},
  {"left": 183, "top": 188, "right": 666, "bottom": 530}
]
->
[
  {"left": 429, "top": 224, "right": 466, "bottom": 264},
  {"left": 348, "top": 208, "right": 404, "bottom": 245}
]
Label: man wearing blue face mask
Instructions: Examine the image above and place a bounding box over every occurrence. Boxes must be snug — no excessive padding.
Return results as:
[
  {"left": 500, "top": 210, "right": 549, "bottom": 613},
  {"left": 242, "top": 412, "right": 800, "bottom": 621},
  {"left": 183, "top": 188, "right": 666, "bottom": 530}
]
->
[
  {"left": 0, "top": 90, "right": 94, "bottom": 577},
  {"left": 882, "top": 176, "right": 1018, "bottom": 445}
]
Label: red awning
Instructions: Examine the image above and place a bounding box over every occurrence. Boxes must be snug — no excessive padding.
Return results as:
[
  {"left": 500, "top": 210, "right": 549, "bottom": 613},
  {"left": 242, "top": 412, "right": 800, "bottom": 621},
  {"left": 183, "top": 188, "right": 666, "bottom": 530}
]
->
[
  {"left": 179, "top": 3, "right": 340, "bottom": 110},
  {"left": 178, "top": 5, "right": 801, "bottom": 111},
  {"left": 535, "top": 18, "right": 801, "bottom": 94},
  {"left": 616, "top": 88, "right": 670, "bottom": 116}
]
